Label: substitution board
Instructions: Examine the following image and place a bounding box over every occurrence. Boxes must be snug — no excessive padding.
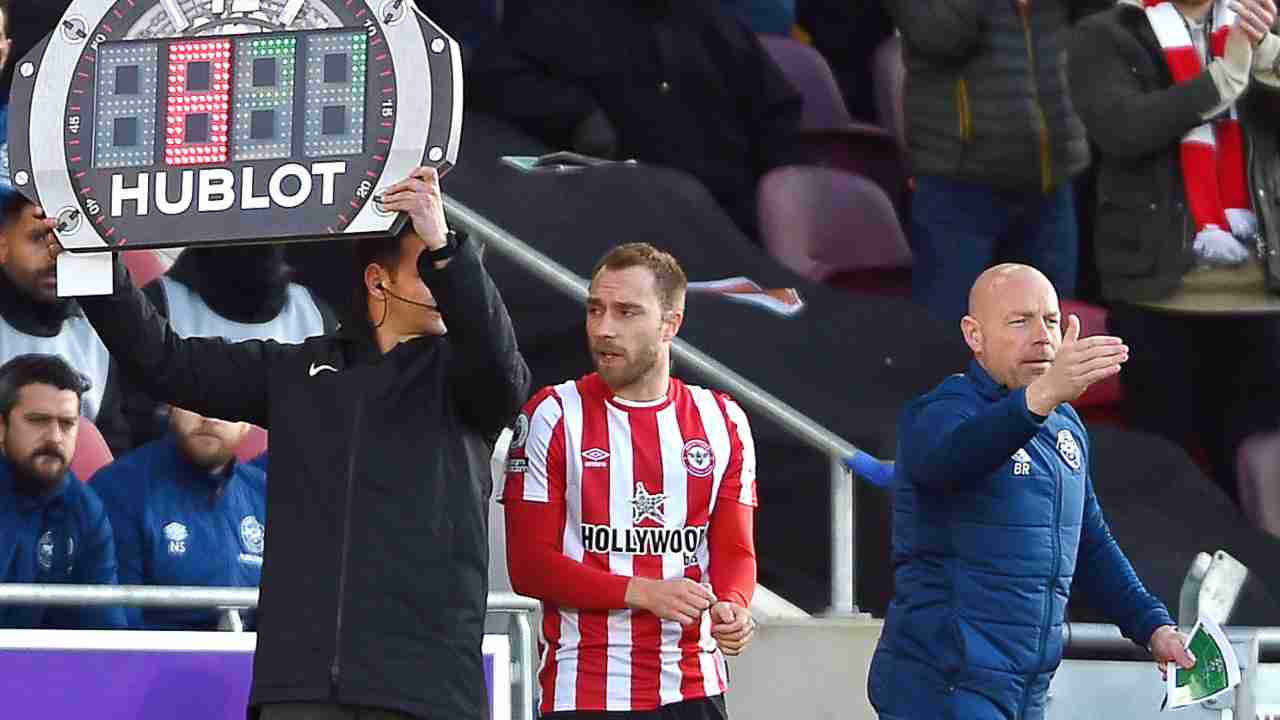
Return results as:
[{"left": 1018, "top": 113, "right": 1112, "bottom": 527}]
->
[{"left": 6, "top": 0, "right": 461, "bottom": 295}]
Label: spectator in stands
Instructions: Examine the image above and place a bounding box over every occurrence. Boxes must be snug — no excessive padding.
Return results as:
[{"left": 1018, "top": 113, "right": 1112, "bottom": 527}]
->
[
  {"left": 0, "top": 354, "right": 126, "bottom": 630},
  {"left": 0, "top": 194, "right": 132, "bottom": 454},
  {"left": 0, "top": 2, "right": 127, "bottom": 454},
  {"left": 869, "top": 264, "right": 1192, "bottom": 719},
  {"left": 123, "top": 246, "right": 337, "bottom": 446},
  {"left": 92, "top": 406, "right": 266, "bottom": 631},
  {"left": 723, "top": 0, "right": 795, "bottom": 34},
  {"left": 469, "top": 0, "right": 803, "bottom": 242},
  {"left": 145, "top": 246, "right": 335, "bottom": 343},
  {"left": 44, "top": 167, "right": 529, "bottom": 720},
  {"left": 795, "top": 0, "right": 893, "bottom": 123},
  {"left": 503, "top": 243, "right": 758, "bottom": 718},
  {"left": 885, "top": 0, "right": 1112, "bottom": 326},
  {"left": 1070, "top": 0, "right": 1280, "bottom": 501}
]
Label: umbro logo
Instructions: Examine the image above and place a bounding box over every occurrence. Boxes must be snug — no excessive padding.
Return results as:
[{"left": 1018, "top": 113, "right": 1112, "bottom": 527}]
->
[
  {"left": 309, "top": 362, "right": 339, "bottom": 377},
  {"left": 582, "top": 448, "right": 610, "bottom": 468}
]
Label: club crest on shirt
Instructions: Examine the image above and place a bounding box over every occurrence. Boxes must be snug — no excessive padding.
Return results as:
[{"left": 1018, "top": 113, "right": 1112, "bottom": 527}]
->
[
  {"left": 511, "top": 413, "right": 530, "bottom": 449},
  {"left": 1056, "top": 429, "right": 1082, "bottom": 471},
  {"left": 240, "top": 515, "right": 265, "bottom": 555},
  {"left": 164, "top": 521, "right": 189, "bottom": 556},
  {"left": 682, "top": 439, "right": 715, "bottom": 478},
  {"left": 37, "top": 530, "right": 54, "bottom": 571}
]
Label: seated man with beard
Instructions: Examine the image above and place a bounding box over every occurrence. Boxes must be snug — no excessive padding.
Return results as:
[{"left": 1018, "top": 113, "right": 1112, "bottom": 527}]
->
[
  {"left": 92, "top": 406, "right": 266, "bottom": 630},
  {"left": 0, "top": 192, "right": 132, "bottom": 454},
  {"left": 0, "top": 354, "right": 126, "bottom": 629}
]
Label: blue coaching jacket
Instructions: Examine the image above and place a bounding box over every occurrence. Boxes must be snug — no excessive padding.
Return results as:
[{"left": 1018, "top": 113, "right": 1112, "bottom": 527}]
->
[
  {"left": 92, "top": 437, "right": 266, "bottom": 630},
  {"left": 0, "top": 461, "right": 127, "bottom": 629},
  {"left": 869, "top": 361, "right": 1172, "bottom": 720}
]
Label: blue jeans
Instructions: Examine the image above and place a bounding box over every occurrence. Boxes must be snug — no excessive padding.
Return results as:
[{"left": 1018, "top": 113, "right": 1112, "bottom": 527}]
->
[{"left": 909, "top": 175, "right": 1079, "bottom": 327}]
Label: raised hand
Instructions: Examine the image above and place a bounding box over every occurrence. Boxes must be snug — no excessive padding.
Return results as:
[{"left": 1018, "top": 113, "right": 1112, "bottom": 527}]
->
[
  {"left": 1025, "top": 314, "right": 1129, "bottom": 416},
  {"left": 1230, "top": 0, "right": 1277, "bottom": 46},
  {"left": 378, "top": 166, "right": 449, "bottom": 252}
]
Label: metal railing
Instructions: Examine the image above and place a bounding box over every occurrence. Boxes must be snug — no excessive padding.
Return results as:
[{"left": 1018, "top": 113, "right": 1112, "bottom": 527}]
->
[
  {"left": 444, "top": 195, "right": 879, "bottom": 614},
  {"left": 0, "top": 584, "right": 540, "bottom": 720},
  {"left": 1064, "top": 622, "right": 1280, "bottom": 661}
]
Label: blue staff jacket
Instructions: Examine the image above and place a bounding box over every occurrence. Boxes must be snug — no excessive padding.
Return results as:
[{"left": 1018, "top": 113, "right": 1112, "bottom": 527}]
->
[
  {"left": 0, "top": 461, "right": 126, "bottom": 629},
  {"left": 869, "top": 361, "right": 1172, "bottom": 720},
  {"left": 92, "top": 436, "right": 266, "bottom": 630}
]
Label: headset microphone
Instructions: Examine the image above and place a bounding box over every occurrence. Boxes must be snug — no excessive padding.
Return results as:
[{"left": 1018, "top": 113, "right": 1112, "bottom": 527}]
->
[{"left": 377, "top": 282, "right": 436, "bottom": 310}]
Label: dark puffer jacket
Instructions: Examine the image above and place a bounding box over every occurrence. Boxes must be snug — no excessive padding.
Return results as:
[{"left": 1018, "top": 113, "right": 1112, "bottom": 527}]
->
[
  {"left": 883, "top": 0, "right": 1111, "bottom": 192},
  {"left": 1070, "top": 2, "right": 1280, "bottom": 301},
  {"left": 869, "top": 361, "right": 1172, "bottom": 720}
]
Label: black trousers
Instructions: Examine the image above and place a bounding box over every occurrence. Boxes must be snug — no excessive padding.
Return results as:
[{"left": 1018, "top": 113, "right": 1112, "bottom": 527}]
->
[
  {"left": 1107, "top": 303, "right": 1280, "bottom": 500},
  {"left": 542, "top": 695, "right": 728, "bottom": 720},
  {"left": 258, "top": 703, "right": 415, "bottom": 720}
]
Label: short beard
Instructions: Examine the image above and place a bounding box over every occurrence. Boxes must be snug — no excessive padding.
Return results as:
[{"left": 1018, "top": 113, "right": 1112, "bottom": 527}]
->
[
  {"left": 186, "top": 448, "right": 235, "bottom": 476},
  {"left": 8, "top": 452, "right": 68, "bottom": 494},
  {"left": 595, "top": 342, "right": 661, "bottom": 393}
]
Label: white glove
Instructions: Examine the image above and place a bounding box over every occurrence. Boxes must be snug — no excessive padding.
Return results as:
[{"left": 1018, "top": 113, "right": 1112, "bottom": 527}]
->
[{"left": 1194, "top": 224, "right": 1253, "bottom": 265}]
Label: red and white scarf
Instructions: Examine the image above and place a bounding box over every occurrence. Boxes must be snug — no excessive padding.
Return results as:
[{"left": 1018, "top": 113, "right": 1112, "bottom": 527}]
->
[{"left": 1145, "top": 0, "right": 1256, "bottom": 255}]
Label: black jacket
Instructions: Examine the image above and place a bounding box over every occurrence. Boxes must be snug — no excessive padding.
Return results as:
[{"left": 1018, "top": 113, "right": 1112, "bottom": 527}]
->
[
  {"left": 1070, "top": 4, "right": 1280, "bottom": 301},
  {"left": 77, "top": 237, "right": 531, "bottom": 720},
  {"left": 884, "top": 0, "right": 1110, "bottom": 191}
]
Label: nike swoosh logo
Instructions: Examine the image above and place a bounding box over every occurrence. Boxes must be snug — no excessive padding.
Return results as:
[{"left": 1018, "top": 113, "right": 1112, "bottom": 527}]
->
[{"left": 309, "top": 363, "right": 338, "bottom": 377}]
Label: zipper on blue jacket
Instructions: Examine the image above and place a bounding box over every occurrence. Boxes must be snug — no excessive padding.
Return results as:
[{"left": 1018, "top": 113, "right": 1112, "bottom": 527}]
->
[
  {"left": 1027, "top": 436, "right": 1064, "bottom": 717},
  {"left": 330, "top": 396, "right": 365, "bottom": 691}
]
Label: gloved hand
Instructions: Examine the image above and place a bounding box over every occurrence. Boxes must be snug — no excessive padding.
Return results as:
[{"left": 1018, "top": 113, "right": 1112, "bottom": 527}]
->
[{"left": 1194, "top": 224, "right": 1253, "bottom": 265}]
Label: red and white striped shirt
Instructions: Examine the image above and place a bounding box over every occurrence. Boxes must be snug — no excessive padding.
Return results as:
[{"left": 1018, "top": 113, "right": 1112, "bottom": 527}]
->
[{"left": 502, "top": 374, "right": 758, "bottom": 714}]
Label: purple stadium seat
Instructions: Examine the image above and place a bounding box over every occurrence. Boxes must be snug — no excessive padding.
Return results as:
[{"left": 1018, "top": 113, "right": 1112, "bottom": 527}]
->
[
  {"left": 757, "top": 34, "right": 852, "bottom": 131},
  {"left": 757, "top": 165, "right": 911, "bottom": 282},
  {"left": 872, "top": 34, "right": 906, "bottom": 154},
  {"left": 73, "top": 417, "right": 113, "bottom": 482},
  {"left": 120, "top": 249, "right": 167, "bottom": 288},
  {"left": 1238, "top": 431, "right": 1280, "bottom": 539},
  {"left": 235, "top": 425, "right": 269, "bottom": 464},
  {"left": 757, "top": 34, "right": 907, "bottom": 210}
]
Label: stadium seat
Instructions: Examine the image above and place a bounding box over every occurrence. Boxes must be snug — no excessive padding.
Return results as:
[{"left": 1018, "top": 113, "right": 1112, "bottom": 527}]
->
[
  {"left": 72, "top": 417, "right": 113, "bottom": 482},
  {"left": 872, "top": 34, "right": 906, "bottom": 154},
  {"left": 119, "top": 249, "right": 168, "bottom": 288},
  {"left": 1060, "top": 299, "right": 1124, "bottom": 425},
  {"left": 758, "top": 165, "right": 911, "bottom": 282},
  {"left": 1237, "top": 431, "right": 1280, "bottom": 539},
  {"left": 757, "top": 34, "right": 907, "bottom": 209},
  {"left": 235, "top": 425, "right": 269, "bottom": 464},
  {"left": 757, "top": 34, "right": 851, "bottom": 131}
]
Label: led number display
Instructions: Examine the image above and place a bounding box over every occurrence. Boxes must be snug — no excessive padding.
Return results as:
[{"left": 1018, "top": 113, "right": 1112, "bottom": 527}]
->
[
  {"left": 232, "top": 35, "right": 296, "bottom": 161},
  {"left": 94, "top": 42, "right": 160, "bottom": 168}
]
